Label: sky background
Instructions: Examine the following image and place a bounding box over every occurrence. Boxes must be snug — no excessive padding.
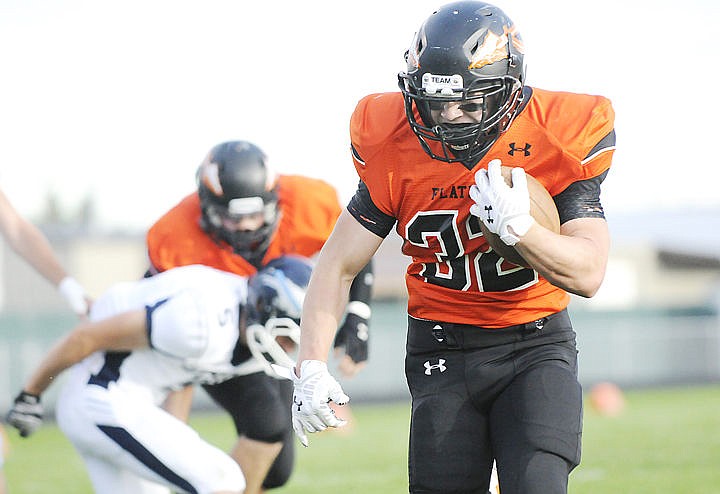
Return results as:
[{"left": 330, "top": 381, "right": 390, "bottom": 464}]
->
[{"left": 1, "top": 0, "right": 719, "bottom": 232}]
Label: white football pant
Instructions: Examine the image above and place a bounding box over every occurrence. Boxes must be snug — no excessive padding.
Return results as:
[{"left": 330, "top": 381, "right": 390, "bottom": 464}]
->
[{"left": 56, "top": 368, "right": 245, "bottom": 494}]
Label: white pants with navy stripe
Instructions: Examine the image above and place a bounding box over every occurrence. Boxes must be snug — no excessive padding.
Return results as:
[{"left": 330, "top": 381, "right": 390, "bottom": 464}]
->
[{"left": 56, "top": 367, "right": 244, "bottom": 494}]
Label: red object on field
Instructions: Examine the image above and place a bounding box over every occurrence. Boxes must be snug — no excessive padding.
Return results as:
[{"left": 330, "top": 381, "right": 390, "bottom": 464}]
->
[{"left": 589, "top": 381, "right": 626, "bottom": 416}]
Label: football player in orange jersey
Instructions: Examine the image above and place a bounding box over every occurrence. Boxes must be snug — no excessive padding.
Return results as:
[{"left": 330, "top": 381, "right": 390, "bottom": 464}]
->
[
  {"left": 145, "top": 141, "right": 373, "bottom": 494},
  {"left": 290, "top": 2, "right": 614, "bottom": 494}
]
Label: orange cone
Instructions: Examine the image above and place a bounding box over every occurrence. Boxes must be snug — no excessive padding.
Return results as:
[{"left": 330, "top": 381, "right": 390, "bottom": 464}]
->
[{"left": 588, "top": 381, "right": 626, "bottom": 417}]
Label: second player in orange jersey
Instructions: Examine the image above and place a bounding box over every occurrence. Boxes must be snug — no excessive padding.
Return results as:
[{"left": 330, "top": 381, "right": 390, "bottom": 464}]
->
[{"left": 147, "top": 141, "right": 373, "bottom": 494}]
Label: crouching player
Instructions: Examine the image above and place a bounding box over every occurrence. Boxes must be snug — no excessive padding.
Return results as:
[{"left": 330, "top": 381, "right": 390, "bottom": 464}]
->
[{"left": 5, "top": 256, "right": 312, "bottom": 494}]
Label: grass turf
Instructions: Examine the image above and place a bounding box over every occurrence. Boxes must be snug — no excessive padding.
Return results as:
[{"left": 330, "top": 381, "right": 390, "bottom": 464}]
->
[{"left": 3, "top": 384, "right": 719, "bottom": 493}]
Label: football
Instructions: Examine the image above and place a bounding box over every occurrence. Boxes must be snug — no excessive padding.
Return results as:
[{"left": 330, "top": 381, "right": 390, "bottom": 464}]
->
[{"left": 478, "top": 166, "right": 559, "bottom": 267}]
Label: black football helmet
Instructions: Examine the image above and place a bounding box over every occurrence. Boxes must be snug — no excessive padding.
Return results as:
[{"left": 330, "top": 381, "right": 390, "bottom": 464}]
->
[
  {"left": 197, "top": 141, "right": 279, "bottom": 266},
  {"left": 398, "top": 1, "right": 526, "bottom": 165},
  {"left": 245, "top": 255, "right": 314, "bottom": 378}
]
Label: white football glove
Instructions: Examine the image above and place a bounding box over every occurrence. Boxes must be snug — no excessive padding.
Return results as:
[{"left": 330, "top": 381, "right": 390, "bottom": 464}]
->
[
  {"left": 58, "top": 276, "right": 89, "bottom": 316},
  {"left": 290, "top": 360, "right": 350, "bottom": 447},
  {"left": 469, "top": 159, "right": 534, "bottom": 246},
  {"left": 6, "top": 391, "right": 44, "bottom": 438}
]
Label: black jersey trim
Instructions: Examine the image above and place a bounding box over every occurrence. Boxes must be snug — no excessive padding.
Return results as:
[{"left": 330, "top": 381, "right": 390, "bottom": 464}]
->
[
  {"left": 346, "top": 180, "right": 396, "bottom": 238},
  {"left": 554, "top": 170, "right": 609, "bottom": 224},
  {"left": 582, "top": 130, "right": 616, "bottom": 165}
]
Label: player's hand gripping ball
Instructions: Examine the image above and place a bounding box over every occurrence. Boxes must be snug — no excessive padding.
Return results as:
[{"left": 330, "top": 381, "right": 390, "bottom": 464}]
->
[{"left": 470, "top": 160, "right": 559, "bottom": 267}]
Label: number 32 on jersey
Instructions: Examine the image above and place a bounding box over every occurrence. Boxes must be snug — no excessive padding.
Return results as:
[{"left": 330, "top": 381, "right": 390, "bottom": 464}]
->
[{"left": 405, "top": 210, "right": 538, "bottom": 293}]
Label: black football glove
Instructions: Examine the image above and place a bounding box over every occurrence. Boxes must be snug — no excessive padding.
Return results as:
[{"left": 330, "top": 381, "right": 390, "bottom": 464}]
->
[
  {"left": 333, "top": 312, "right": 369, "bottom": 364},
  {"left": 6, "top": 391, "right": 43, "bottom": 438}
]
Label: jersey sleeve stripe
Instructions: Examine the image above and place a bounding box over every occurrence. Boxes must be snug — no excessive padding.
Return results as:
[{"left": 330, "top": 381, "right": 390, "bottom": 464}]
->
[
  {"left": 351, "top": 144, "right": 366, "bottom": 167},
  {"left": 145, "top": 298, "right": 170, "bottom": 351},
  {"left": 581, "top": 129, "right": 616, "bottom": 165}
]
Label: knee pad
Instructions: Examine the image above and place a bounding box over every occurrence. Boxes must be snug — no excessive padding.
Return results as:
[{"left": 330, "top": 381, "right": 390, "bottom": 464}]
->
[
  {"left": 242, "top": 398, "right": 291, "bottom": 443},
  {"left": 205, "top": 373, "right": 292, "bottom": 442},
  {"left": 497, "top": 363, "right": 582, "bottom": 467}
]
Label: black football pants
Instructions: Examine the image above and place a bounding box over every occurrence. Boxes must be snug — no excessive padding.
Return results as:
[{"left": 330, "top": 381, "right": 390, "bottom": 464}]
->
[
  {"left": 405, "top": 309, "right": 582, "bottom": 494},
  {"left": 202, "top": 373, "right": 294, "bottom": 489}
]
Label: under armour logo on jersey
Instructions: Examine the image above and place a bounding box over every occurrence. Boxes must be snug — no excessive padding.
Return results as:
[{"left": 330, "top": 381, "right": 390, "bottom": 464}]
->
[
  {"left": 424, "top": 359, "right": 447, "bottom": 375},
  {"left": 293, "top": 396, "right": 303, "bottom": 411},
  {"left": 508, "top": 142, "right": 531, "bottom": 157}
]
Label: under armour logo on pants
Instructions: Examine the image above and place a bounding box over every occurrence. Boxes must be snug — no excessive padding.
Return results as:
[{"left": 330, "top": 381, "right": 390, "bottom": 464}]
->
[{"left": 424, "top": 358, "right": 447, "bottom": 375}]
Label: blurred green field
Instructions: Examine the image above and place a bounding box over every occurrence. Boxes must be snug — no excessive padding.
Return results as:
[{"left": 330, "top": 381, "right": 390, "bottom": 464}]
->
[{"left": 3, "top": 384, "right": 720, "bottom": 493}]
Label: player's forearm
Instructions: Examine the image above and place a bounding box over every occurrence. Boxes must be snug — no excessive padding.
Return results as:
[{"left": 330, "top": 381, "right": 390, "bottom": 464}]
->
[
  {"left": 298, "top": 269, "right": 353, "bottom": 363},
  {"left": 12, "top": 224, "right": 69, "bottom": 286},
  {"left": 298, "top": 210, "right": 382, "bottom": 366},
  {"left": 515, "top": 218, "right": 609, "bottom": 297},
  {"left": 348, "top": 260, "right": 373, "bottom": 304},
  {"left": 23, "top": 331, "right": 91, "bottom": 395}
]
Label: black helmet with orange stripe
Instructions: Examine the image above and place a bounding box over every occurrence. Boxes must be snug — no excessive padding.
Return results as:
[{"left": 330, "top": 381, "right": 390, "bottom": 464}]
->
[
  {"left": 197, "top": 141, "right": 279, "bottom": 266},
  {"left": 398, "top": 1, "right": 526, "bottom": 166}
]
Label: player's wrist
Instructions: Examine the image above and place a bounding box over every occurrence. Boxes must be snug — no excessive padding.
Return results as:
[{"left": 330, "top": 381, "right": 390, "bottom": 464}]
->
[
  {"left": 294, "top": 359, "right": 325, "bottom": 378},
  {"left": 15, "top": 391, "right": 40, "bottom": 403},
  {"left": 346, "top": 301, "right": 371, "bottom": 320},
  {"left": 300, "top": 359, "right": 328, "bottom": 374},
  {"left": 501, "top": 215, "right": 535, "bottom": 246}
]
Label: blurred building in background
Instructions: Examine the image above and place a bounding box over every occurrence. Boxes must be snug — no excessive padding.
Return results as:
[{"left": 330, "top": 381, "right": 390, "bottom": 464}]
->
[{"left": 1, "top": 207, "right": 719, "bottom": 410}]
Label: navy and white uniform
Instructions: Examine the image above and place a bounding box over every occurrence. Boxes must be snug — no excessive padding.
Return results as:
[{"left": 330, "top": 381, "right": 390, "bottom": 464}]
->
[{"left": 55, "top": 265, "right": 249, "bottom": 494}]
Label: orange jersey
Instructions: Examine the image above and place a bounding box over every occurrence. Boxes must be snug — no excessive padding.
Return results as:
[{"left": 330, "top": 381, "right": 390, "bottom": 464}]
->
[
  {"left": 350, "top": 88, "right": 615, "bottom": 327},
  {"left": 147, "top": 174, "right": 342, "bottom": 276}
]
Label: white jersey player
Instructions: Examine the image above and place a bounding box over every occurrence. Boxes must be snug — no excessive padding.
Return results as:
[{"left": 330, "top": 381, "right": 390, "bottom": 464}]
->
[{"left": 5, "top": 257, "right": 312, "bottom": 494}]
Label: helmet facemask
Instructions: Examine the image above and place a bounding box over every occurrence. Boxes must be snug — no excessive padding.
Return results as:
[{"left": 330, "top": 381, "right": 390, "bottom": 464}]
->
[
  {"left": 245, "top": 256, "right": 313, "bottom": 379},
  {"left": 245, "top": 317, "right": 300, "bottom": 377},
  {"left": 399, "top": 74, "right": 523, "bottom": 164},
  {"left": 202, "top": 193, "right": 279, "bottom": 266}
]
